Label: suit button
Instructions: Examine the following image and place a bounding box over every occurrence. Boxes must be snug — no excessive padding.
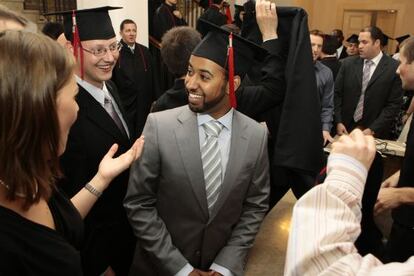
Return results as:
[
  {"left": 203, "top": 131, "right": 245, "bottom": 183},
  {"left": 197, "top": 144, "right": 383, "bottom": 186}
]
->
[{"left": 195, "top": 250, "right": 201, "bottom": 256}]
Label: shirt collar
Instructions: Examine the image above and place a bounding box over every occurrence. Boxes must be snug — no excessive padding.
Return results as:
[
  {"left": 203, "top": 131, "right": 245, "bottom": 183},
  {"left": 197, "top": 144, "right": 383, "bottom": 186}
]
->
[
  {"left": 75, "top": 75, "right": 108, "bottom": 106},
  {"left": 197, "top": 108, "right": 234, "bottom": 131},
  {"left": 368, "top": 51, "right": 383, "bottom": 66}
]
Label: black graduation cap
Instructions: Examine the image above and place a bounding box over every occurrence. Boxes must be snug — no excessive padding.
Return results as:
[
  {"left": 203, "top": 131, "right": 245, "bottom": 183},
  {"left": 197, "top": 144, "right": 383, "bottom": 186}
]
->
[
  {"left": 192, "top": 18, "right": 268, "bottom": 77},
  {"left": 346, "top": 34, "right": 358, "bottom": 44},
  {"left": 395, "top": 34, "right": 410, "bottom": 44},
  {"left": 44, "top": 6, "right": 121, "bottom": 42},
  {"left": 41, "top": 22, "right": 64, "bottom": 40}
]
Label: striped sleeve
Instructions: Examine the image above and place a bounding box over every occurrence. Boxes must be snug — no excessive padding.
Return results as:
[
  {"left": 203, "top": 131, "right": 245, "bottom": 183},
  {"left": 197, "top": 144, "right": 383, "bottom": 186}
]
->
[{"left": 284, "top": 153, "right": 414, "bottom": 276}]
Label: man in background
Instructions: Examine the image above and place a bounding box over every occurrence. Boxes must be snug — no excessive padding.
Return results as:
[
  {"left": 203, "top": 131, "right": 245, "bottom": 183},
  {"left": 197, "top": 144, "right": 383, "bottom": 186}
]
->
[
  {"left": 310, "top": 30, "right": 335, "bottom": 145},
  {"left": 332, "top": 28, "right": 348, "bottom": 59},
  {"left": 151, "top": 26, "right": 201, "bottom": 112},
  {"left": 112, "top": 19, "right": 158, "bottom": 138}
]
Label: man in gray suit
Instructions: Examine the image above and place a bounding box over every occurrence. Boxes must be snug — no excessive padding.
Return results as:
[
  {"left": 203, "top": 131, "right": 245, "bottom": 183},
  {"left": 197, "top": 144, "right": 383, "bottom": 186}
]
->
[{"left": 124, "top": 1, "right": 277, "bottom": 275}]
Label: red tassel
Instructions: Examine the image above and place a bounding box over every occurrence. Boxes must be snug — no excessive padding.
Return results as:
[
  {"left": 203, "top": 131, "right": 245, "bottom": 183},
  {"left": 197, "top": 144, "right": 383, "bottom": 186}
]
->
[
  {"left": 228, "top": 33, "right": 236, "bottom": 109},
  {"left": 209, "top": 0, "right": 212, "bottom": 7},
  {"left": 225, "top": 5, "right": 232, "bottom": 24},
  {"left": 71, "top": 10, "right": 84, "bottom": 79}
]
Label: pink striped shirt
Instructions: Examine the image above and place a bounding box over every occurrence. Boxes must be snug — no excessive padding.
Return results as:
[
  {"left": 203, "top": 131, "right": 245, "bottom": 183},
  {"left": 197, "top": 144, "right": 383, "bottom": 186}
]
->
[{"left": 285, "top": 153, "right": 414, "bottom": 275}]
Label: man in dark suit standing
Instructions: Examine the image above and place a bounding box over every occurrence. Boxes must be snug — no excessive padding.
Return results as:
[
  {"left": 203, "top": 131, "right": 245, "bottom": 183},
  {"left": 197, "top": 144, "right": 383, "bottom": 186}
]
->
[
  {"left": 335, "top": 26, "right": 403, "bottom": 139},
  {"left": 125, "top": 1, "right": 279, "bottom": 275},
  {"left": 58, "top": 7, "right": 136, "bottom": 276},
  {"left": 112, "top": 19, "right": 158, "bottom": 139},
  {"left": 334, "top": 25, "right": 403, "bottom": 258},
  {"left": 332, "top": 29, "right": 348, "bottom": 60}
]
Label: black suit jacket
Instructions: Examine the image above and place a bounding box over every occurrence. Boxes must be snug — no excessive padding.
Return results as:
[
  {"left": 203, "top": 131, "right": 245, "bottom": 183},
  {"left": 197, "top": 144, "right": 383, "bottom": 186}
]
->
[
  {"left": 338, "top": 46, "right": 348, "bottom": 60},
  {"left": 60, "top": 81, "right": 135, "bottom": 273},
  {"left": 334, "top": 54, "right": 403, "bottom": 138}
]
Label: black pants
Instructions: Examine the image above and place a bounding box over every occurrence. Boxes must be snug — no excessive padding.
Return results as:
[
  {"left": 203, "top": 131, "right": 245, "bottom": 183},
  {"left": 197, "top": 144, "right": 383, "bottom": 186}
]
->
[
  {"left": 355, "top": 153, "right": 385, "bottom": 259},
  {"left": 269, "top": 166, "right": 316, "bottom": 208},
  {"left": 384, "top": 222, "right": 414, "bottom": 263}
]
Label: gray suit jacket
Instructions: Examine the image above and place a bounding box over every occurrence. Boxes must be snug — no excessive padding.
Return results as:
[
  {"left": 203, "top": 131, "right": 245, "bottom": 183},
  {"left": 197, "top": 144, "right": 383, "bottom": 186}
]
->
[{"left": 124, "top": 105, "right": 270, "bottom": 276}]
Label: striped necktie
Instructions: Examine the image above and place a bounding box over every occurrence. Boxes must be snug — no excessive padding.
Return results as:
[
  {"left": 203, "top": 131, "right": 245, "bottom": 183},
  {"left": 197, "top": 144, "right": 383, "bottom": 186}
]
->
[
  {"left": 354, "top": 59, "right": 374, "bottom": 122},
  {"left": 104, "top": 96, "right": 127, "bottom": 137},
  {"left": 201, "top": 120, "right": 223, "bottom": 214}
]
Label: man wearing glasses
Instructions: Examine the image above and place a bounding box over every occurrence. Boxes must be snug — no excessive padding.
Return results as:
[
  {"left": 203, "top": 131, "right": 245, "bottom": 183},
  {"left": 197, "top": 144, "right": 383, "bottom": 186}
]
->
[{"left": 55, "top": 7, "right": 136, "bottom": 276}]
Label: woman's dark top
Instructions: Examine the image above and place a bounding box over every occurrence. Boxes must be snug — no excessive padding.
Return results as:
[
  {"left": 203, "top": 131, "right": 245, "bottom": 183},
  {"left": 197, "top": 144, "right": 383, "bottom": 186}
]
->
[{"left": 0, "top": 187, "right": 84, "bottom": 276}]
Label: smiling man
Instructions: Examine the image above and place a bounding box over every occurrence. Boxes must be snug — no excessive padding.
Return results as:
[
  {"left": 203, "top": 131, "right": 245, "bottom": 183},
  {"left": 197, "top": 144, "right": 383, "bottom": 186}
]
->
[
  {"left": 125, "top": 1, "right": 279, "bottom": 275},
  {"left": 56, "top": 6, "right": 136, "bottom": 276}
]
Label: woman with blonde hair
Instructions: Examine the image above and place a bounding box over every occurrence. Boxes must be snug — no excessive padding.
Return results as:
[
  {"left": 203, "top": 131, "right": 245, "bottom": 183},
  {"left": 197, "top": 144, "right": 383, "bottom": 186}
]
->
[{"left": 0, "top": 30, "right": 144, "bottom": 275}]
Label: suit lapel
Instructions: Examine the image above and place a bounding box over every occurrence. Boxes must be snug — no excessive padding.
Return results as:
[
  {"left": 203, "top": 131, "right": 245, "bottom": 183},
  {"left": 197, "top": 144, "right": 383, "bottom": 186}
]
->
[
  {"left": 209, "top": 112, "right": 249, "bottom": 222},
  {"left": 77, "top": 86, "right": 130, "bottom": 146},
  {"left": 106, "top": 81, "right": 134, "bottom": 139},
  {"left": 366, "top": 54, "right": 388, "bottom": 90},
  {"left": 175, "top": 108, "right": 209, "bottom": 219}
]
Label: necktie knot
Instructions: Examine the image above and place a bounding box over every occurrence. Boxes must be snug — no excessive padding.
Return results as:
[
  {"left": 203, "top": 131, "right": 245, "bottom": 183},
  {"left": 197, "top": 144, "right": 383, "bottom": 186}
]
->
[
  {"left": 203, "top": 121, "right": 223, "bottom": 138},
  {"left": 365, "top": 59, "right": 374, "bottom": 68},
  {"left": 104, "top": 96, "right": 111, "bottom": 105}
]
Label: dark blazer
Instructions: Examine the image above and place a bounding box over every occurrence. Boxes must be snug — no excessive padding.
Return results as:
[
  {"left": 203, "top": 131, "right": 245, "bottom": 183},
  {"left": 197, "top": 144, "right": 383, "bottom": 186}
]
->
[
  {"left": 125, "top": 106, "right": 270, "bottom": 276},
  {"left": 338, "top": 46, "right": 348, "bottom": 60},
  {"left": 334, "top": 54, "right": 403, "bottom": 138},
  {"left": 60, "top": 81, "right": 135, "bottom": 275},
  {"left": 112, "top": 40, "right": 158, "bottom": 138}
]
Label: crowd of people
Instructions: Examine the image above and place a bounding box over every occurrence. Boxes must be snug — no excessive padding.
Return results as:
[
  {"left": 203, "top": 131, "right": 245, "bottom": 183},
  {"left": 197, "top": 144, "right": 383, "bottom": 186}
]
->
[{"left": 0, "top": 0, "right": 413, "bottom": 275}]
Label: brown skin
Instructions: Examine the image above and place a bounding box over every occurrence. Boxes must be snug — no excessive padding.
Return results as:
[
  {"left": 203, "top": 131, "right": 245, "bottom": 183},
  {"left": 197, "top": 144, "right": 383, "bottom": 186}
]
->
[{"left": 185, "top": 55, "right": 240, "bottom": 119}]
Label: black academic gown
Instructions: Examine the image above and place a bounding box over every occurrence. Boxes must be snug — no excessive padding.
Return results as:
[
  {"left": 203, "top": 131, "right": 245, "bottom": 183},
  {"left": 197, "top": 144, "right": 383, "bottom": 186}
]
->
[
  {"left": 112, "top": 40, "right": 158, "bottom": 138},
  {"left": 241, "top": 4, "right": 324, "bottom": 204},
  {"left": 60, "top": 81, "right": 135, "bottom": 276},
  {"left": 152, "top": 3, "right": 187, "bottom": 41},
  {"left": 151, "top": 78, "right": 187, "bottom": 112},
  {"left": 196, "top": 5, "right": 227, "bottom": 37}
]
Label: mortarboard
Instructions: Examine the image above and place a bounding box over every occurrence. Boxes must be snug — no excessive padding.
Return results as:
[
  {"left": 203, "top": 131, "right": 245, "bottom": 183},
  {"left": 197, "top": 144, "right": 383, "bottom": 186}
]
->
[
  {"left": 192, "top": 18, "right": 269, "bottom": 107},
  {"left": 44, "top": 6, "right": 121, "bottom": 79},
  {"left": 395, "top": 34, "right": 410, "bottom": 44},
  {"left": 346, "top": 34, "right": 359, "bottom": 44},
  {"left": 193, "top": 18, "right": 268, "bottom": 77},
  {"left": 44, "top": 6, "right": 121, "bottom": 42}
]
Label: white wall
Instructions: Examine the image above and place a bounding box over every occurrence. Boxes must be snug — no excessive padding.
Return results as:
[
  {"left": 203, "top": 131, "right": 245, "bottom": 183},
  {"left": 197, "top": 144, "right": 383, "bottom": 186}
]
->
[{"left": 77, "top": 0, "right": 148, "bottom": 46}]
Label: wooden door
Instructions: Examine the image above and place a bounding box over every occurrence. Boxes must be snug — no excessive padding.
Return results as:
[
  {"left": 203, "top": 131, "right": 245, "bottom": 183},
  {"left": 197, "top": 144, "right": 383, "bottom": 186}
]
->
[
  {"left": 342, "top": 10, "right": 373, "bottom": 41},
  {"left": 376, "top": 10, "right": 398, "bottom": 54}
]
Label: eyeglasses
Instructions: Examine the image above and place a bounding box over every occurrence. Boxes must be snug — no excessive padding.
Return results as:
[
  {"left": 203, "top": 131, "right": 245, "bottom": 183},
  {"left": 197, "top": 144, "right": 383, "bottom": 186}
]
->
[{"left": 82, "top": 42, "right": 122, "bottom": 57}]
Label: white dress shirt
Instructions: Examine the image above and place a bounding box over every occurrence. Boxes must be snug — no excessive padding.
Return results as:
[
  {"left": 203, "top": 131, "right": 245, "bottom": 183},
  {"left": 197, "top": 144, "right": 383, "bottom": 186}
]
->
[{"left": 76, "top": 76, "right": 130, "bottom": 138}]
